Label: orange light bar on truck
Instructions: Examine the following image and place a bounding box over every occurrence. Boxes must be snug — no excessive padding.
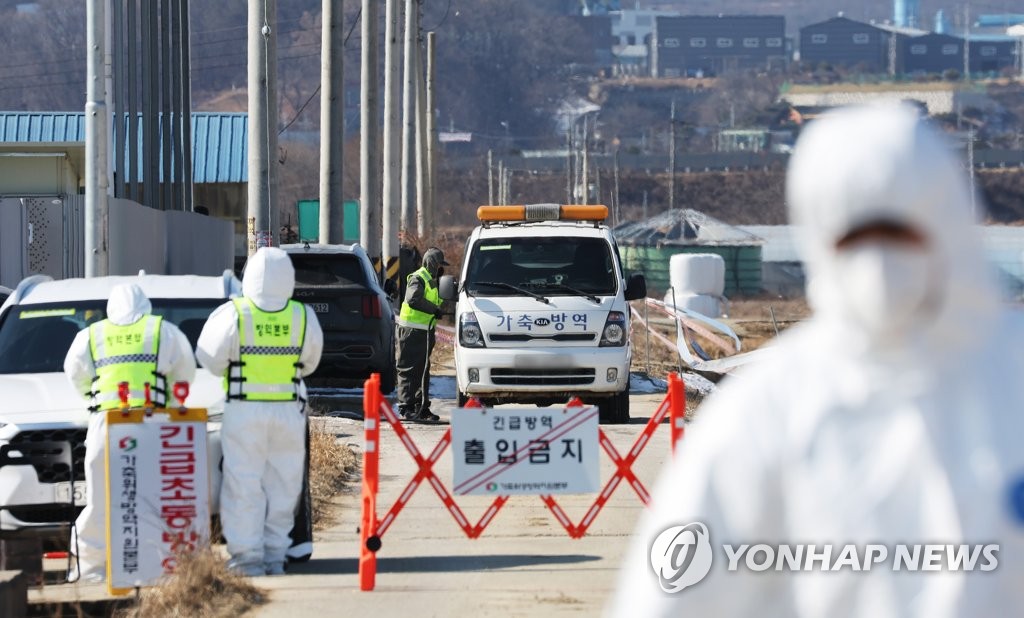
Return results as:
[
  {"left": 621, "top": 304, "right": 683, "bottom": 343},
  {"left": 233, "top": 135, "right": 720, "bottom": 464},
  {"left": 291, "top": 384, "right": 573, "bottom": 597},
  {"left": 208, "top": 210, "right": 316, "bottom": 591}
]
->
[{"left": 477, "top": 204, "right": 608, "bottom": 223}]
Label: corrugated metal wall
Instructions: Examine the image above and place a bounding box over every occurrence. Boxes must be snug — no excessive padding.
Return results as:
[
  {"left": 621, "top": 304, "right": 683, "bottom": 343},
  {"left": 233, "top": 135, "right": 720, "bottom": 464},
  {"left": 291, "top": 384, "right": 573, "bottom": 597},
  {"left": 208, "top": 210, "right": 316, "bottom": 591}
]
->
[
  {"left": 653, "top": 15, "right": 786, "bottom": 76},
  {"left": 620, "top": 244, "right": 763, "bottom": 296}
]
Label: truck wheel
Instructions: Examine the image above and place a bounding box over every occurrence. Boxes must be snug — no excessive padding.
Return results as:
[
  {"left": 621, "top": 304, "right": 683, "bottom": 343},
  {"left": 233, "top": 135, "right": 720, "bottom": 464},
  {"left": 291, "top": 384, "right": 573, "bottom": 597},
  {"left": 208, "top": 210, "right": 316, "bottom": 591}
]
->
[{"left": 598, "top": 384, "right": 631, "bottom": 425}]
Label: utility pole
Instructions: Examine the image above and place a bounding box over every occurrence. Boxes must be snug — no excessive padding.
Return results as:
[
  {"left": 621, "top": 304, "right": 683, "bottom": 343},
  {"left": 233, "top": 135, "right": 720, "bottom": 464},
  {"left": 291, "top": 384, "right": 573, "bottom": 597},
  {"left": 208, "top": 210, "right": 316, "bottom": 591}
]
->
[
  {"left": 85, "top": 0, "right": 108, "bottom": 276},
  {"left": 888, "top": 32, "right": 897, "bottom": 77},
  {"left": 248, "top": 0, "right": 279, "bottom": 254},
  {"left": 487, "top": 149, "right": 495, "bottom": 205},
  {"left": 968, "top": 128, "right": 977, "bottom": 218},
  {"left": 400, "top": 0, "right": 417, "bottom": 232},
  {"left": 180, "top": 0, "right": 194, "bottom": 212},
  {"left": 669, "top": 99, "right": 676, "bottom": 211},
  {"left": 585, "top": 114, "right": 593, "bottom": 203},
  {"left": 319, "top": 0, "right": 344, "bottom": 244},
  {"left": 564, "top": 129, "right": 572, "bottom": 203},
  {"left": 424, "top": 30, "right": 436, "bottom": 237},
  {"left": 382, "top": 0, "right": 401, "bottom": 288},
  {"left": 414, "top": 21, "right": 426, "bottom": 235},
  {"left": 963, "top": 4, "right": 971, "bottom": 81},
  {"left": 361, "top": 0, "right": 381, "bottom": 261},
  {"left": 613, "top": 149, "right": 621, "bottom": 227},
  {"left": 497, "top": 160, "right": 505, "bottom": 204}
]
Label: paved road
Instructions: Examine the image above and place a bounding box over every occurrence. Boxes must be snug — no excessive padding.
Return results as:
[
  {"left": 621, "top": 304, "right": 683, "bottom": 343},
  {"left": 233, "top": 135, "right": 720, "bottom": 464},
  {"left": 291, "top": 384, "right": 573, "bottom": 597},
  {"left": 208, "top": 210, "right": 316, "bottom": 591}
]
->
[{"left": 253, "top": 392, "right": 677, "bottom": 617}]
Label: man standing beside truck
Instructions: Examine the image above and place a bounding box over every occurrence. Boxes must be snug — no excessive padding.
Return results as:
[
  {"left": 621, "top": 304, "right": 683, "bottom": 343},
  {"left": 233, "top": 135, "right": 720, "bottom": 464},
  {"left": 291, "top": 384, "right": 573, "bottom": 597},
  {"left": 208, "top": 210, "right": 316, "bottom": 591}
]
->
[{"left": 396, "top": 247, "right": 448, "bottom": 423}]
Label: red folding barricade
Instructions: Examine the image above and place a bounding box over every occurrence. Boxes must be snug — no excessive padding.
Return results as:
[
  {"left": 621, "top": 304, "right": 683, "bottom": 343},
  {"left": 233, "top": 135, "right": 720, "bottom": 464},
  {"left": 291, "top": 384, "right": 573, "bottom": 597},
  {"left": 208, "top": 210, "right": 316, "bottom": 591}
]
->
[{"left": 358, "top": 372, "right": 687, "bottom": 591}]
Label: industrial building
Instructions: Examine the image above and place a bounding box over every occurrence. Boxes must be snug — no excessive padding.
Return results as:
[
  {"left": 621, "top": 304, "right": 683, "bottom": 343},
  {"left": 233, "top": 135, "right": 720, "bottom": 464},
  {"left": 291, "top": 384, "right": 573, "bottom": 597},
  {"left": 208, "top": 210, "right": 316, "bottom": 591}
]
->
[
  {"left": 651, "top": 15, "right": 787, "bottom": 77},
  {"left": 799, "top": 17, "right": 895, "bottom": 73}
]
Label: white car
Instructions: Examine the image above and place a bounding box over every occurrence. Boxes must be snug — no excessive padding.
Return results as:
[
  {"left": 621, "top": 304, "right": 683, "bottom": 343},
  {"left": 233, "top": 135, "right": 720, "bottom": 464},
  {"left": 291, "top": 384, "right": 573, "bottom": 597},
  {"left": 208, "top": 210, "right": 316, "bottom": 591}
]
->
[
  {"left": 439, "top": 204, "right": 647, "bottom": 423},
  {"left": 0, "top": 272, "right": 236, "bottom": 538}
]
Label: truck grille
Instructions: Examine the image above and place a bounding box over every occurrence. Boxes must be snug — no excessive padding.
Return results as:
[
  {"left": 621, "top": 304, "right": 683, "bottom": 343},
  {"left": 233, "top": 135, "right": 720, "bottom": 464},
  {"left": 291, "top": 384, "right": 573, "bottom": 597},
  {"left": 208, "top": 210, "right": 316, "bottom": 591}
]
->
[
  {"left": 491, "top": 368, "right": 595, "bottom": 386},
  {"left": 9, "top": 429, "right": 87, "bottom": 483},
  {"left": 489, "top": 333, "right": 596, "bottom": 343}
]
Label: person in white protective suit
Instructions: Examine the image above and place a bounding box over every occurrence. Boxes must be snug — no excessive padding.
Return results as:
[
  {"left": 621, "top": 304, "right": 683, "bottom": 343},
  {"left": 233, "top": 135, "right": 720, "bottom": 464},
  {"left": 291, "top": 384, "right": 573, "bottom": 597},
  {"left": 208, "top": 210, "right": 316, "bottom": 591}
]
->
[
  {"left": 196, "top": 247, "right": 323, "bottom": 577},
  {"left": 607, "top": 104, "right": 1024, "bottom": 617},
  {"left": 64, "top": 283, "right": 196, "bottom": 583}
]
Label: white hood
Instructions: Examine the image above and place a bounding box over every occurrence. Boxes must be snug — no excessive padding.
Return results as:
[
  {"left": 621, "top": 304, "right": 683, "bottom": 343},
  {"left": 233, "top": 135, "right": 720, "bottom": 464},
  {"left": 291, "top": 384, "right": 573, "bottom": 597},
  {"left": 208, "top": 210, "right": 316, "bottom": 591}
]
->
[
  {"left": 786, "top": 104, "right": 999, "bottom": 361},
  {"left": 107, "top": 283, "right": 152, "bottom": 325},
  {"left": 243, "top": 247, "right": 295, "bottom": 312}
]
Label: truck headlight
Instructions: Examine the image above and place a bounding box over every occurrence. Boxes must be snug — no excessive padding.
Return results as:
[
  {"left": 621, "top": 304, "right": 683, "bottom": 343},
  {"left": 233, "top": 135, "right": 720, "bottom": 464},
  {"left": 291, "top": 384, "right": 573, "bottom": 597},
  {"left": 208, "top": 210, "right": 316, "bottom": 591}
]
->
[
  {"left": 459, "top": 312, "right": 486, "bottom": 348},
  {"left": 599, "top": 311, "right": 627, "bottom": 347}
]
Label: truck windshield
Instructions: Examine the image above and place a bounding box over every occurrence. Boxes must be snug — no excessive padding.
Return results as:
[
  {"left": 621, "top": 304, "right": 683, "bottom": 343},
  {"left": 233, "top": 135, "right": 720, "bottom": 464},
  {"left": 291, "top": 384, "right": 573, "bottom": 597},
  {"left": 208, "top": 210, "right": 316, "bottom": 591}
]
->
[
  {"left": 465, "top": 237, "right": 616, "bottom": 297},
  {"left": 0, "top": 299, "right": 222, "bottom": 375}
]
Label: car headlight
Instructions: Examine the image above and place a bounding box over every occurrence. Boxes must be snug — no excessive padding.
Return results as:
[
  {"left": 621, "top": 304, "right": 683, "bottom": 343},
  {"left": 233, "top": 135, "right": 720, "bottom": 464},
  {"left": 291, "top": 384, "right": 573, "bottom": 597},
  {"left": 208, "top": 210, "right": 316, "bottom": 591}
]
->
[
  {"left": 459, "top": 312, "right": 486, "bottom": 348},
  {"left": 599, "top": 311, "right": 627, "bottom": 347}
]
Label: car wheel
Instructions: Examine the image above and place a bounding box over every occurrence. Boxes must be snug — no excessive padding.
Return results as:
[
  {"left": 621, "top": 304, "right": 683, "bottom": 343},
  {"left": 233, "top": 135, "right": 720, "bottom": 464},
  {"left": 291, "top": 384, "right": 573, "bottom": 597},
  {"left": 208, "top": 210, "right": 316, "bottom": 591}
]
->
[{"left": 598, "top": 384, "right": 631, "bottom": 425}]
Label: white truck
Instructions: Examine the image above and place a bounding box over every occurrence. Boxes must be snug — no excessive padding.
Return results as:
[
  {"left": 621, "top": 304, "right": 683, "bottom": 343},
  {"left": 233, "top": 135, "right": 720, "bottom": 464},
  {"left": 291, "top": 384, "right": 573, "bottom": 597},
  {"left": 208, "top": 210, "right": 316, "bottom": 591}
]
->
[{"left": 439, "top": 204, "right": 646, "bottom": 423}]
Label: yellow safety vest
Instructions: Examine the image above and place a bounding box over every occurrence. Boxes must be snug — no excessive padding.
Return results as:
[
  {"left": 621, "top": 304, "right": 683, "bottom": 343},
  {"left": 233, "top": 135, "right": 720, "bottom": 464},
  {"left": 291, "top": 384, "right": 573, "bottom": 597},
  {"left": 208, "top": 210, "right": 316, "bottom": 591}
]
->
[
  {"left": 226, "top": 298, "right": 307, "bottom": 402},
  {"left": 397, "top": 267, "right": 441, "bottom": 330},
  {"left": 88, "top": 315, "right": 164, "bottom": 411}
]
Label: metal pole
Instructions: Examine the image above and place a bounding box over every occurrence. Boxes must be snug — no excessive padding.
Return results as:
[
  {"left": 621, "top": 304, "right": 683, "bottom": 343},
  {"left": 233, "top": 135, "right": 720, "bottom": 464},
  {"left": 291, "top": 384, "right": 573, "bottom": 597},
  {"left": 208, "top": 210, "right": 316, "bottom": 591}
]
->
[
  {"left": 170, "top": 0, "right": 183, "bottom": 210},
  {"left": 669, "top": 99, "right": 676, "bottom": 210},
  {"left": 963, "top": 4, "right": 970, "bottom": 81},
  {"left": 497, "top": 160, "right": 504, "bottom": 204},
  {"left": 320, "top": 0, "right": 344, "bottom": 244},
  {"left": 86, "top": 0, "right": 109, "bottom": 277},
  {"left": 564, "top": 129, "right": 571, "bottom": 203},
  {"left": 487, "top": 149, "right": 494, "bottom": 205},
  {"left": 400, "top": 0, "right": 417, "bottom": 232},
  {"left": 585, "top": 114, "right": 593, "bottom": 203},
  {"left": 111, "top": 0, "right": 123, "bottom": 199},
  {"left": 424, "top": 30, "right": 436, "bottom": 237},
  {"left": 414, "top": 7, "right": 427, "bottom": 236},
  {"left": 361, "top": 0, "right": 381, "bottom": 258},
  {"left": 161, "top": 0, "right": 173, "bottom": 210},
  {"left": 613, "top": 149, "right": 620, "bottom": 226},
  {"left": 127, "top": 0, "right": 138, "bottom": 202},
  {"left": 180, "top": 0, "right": 193, "bottom": 212},
  {"left": 143, "top": 0, "right": 157, "bottom": 207},
  {"left": 248, "top": 0, "right": 278, "bottom": 254},
  {"left": 382, "top": 0, "right": 401, "bottom": 287}
]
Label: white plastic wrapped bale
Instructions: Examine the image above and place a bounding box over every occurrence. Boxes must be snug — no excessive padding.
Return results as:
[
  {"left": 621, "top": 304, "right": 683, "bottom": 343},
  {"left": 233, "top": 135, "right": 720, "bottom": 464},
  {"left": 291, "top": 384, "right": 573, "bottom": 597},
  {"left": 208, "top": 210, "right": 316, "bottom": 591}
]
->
[
  {"left": 668, "top": 253, "right": 726, "bottom": 296},
  {"left": 663, "top": 290, "right": 721, "bottom": 318}
]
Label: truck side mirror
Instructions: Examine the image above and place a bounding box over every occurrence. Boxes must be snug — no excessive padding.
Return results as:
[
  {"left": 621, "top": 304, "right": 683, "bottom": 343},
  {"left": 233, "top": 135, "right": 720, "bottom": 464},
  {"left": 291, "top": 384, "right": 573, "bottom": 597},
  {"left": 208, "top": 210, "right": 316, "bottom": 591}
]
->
[
  {"left": 438, "top": 275, "right": 458, "bottom": 301},
  {"left": 624, "top": 273, "right": 647, "bottom": 301}
]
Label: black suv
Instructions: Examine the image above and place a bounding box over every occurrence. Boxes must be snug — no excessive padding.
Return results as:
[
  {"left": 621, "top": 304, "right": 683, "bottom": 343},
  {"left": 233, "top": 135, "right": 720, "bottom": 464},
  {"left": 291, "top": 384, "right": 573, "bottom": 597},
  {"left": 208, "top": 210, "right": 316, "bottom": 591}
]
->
[{"left": 278, "top": 243, "right": 397, "bottom": 393}]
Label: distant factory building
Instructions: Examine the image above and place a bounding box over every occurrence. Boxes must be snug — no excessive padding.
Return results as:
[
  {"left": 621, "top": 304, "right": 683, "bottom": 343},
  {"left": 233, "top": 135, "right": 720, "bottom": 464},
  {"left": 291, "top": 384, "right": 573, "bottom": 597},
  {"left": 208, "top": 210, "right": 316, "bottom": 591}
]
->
[
  {"left": 651, "top": 15, "right": 787, "bottom": 77},
  {"left": 799, "top": 16, "right": 895, "bottom": 72}
]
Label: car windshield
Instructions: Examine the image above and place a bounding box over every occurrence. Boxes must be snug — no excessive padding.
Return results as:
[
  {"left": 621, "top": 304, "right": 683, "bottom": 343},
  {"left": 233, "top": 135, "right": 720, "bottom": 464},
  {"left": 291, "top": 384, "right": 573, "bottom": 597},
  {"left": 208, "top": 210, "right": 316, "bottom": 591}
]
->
[
  {"left": 0, "top": 299, "right": 223, "bottom": 375},
  {"left": 290, "top": 254, "right": 368, "bottom": 287},
  {"left": 465, "top": 237, "right": 616, "bottom": 297}
]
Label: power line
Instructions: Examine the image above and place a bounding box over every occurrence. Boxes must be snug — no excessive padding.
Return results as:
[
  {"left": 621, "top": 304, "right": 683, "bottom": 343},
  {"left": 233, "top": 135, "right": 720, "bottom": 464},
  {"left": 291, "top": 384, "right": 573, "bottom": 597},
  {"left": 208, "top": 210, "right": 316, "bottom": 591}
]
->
[{"left": 278, "top": 5, "right": 362, "bottom": 136}]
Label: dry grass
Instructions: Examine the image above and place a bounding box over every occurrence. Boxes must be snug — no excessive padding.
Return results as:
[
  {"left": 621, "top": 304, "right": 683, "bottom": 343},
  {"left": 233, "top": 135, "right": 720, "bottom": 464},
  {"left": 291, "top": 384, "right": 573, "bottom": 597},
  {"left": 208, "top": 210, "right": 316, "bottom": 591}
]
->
[
  {"left": 308, "top": 420, "right": 359, "bottom": 530},
  {"left": 119, "top": 546, "right": 265, "bottom": 618}
]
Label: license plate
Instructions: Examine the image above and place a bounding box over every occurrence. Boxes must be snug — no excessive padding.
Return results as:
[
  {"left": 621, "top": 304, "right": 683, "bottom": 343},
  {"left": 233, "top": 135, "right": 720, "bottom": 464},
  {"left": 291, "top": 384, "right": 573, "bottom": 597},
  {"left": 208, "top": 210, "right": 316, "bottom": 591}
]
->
[
  {"left": 55, "top": 481, "right": 87, "bottom": 506},
  {"left": 311, "top": 303, "right": 329, "bottom": 314}
]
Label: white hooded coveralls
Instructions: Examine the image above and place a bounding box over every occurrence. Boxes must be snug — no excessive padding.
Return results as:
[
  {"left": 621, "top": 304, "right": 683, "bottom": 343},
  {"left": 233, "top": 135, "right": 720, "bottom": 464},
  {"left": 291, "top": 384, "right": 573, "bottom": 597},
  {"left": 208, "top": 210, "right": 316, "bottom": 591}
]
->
[
  {"left": 608, "top": 105, "right": 1024, "bottom": 617},
  {"left": 196, "top": 248, "right": 323, "bottom": 569},
  {"left": 64, "top": 283, "right": 196, "bottom": 581}
]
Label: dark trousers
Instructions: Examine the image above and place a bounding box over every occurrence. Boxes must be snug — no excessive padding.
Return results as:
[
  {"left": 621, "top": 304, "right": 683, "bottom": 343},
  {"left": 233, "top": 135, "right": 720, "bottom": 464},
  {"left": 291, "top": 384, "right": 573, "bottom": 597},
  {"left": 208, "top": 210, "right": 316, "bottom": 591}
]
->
[{"left": 396, "top": 326, "right": 434, "bottom": 412}]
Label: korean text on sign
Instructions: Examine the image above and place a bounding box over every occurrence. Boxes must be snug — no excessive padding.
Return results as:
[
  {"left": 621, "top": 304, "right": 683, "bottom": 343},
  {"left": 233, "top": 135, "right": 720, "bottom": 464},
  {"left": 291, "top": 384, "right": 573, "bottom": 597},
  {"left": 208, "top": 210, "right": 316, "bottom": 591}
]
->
[{"left": 451, "top": 406, "right": 599, "bottom": 496}]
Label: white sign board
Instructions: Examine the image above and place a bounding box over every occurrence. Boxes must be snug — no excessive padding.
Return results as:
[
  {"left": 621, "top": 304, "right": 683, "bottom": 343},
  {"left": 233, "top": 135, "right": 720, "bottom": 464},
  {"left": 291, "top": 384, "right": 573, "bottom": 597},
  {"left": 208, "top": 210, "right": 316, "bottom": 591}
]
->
[
  {"left": 452, "top": 406, "right": 599, "bottom": 495},
  {"left": 106, "top": 410, "right": 210, "bottom": 593}
]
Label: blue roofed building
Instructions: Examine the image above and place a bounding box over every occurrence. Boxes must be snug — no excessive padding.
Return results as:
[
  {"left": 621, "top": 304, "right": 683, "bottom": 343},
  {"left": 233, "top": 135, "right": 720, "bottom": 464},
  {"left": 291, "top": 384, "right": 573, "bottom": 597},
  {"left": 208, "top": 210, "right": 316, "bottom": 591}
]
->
[{"left": 0, "top": 111, "right": 249, "bottom": 254}]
